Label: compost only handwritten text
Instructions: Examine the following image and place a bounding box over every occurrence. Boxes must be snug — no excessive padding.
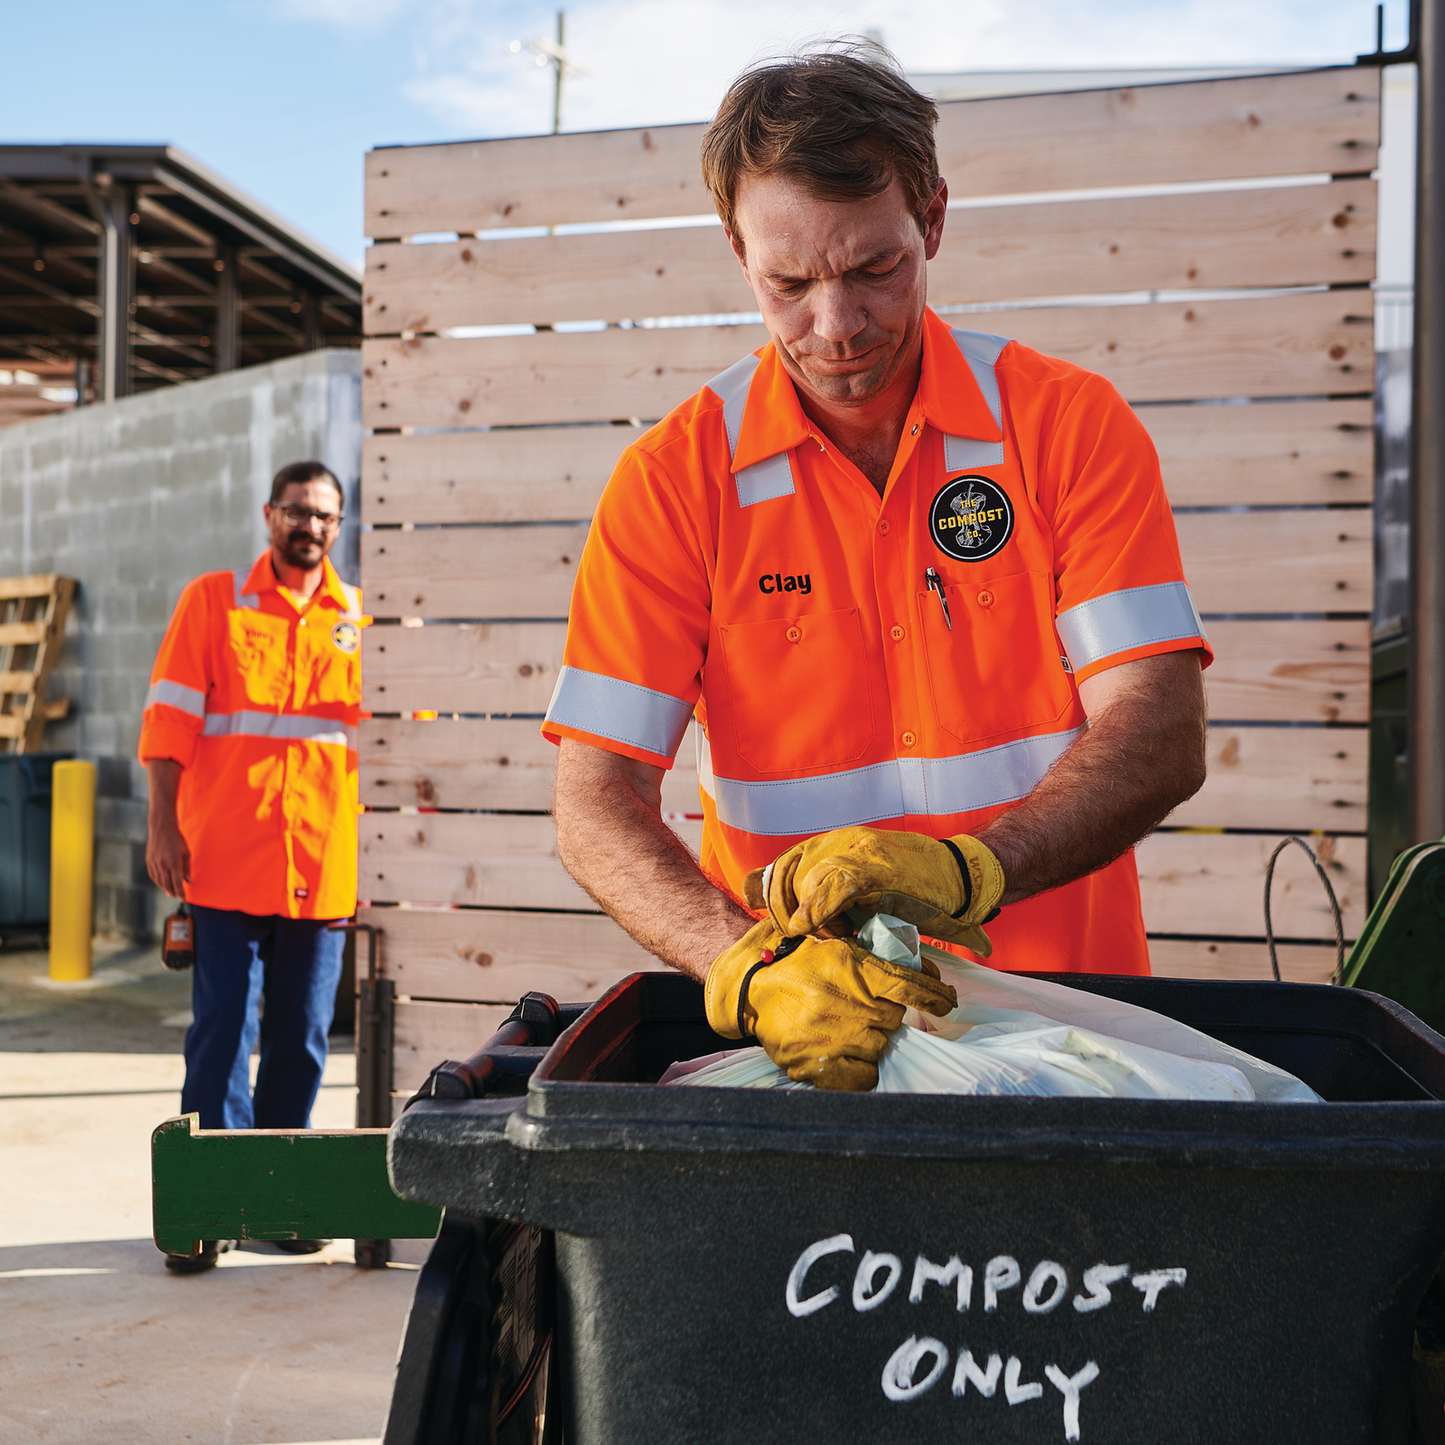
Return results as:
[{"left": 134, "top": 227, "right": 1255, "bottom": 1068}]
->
[{"left": 785, "top": 1234, "right": 1187, "bottom": 1441}]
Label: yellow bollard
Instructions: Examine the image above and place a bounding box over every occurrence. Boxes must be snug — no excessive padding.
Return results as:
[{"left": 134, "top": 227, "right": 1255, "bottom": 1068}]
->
[{"left": 49, "top": 759, "right": 96, "bottom": 982}]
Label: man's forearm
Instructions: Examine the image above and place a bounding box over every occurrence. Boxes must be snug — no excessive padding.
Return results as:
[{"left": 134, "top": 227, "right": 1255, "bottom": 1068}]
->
[
  {"left": 978, "top": 651, "right": 1207, "bottom": 906},
  {"left": 553, "top": 740, "right": 754, "bottom": 981},
  {"left": 146, "top": 757, "right": 183, "bottom": 826}
]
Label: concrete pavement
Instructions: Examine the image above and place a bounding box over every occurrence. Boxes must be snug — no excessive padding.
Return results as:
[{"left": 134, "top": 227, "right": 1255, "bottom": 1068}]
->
[{"left": 0, "top": 939, "right": 424, "bottom": 1444}]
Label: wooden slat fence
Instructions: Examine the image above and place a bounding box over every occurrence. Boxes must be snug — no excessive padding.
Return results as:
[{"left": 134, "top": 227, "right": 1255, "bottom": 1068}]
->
[{"left": 360, "top": 67, "right": 1378, "bottom": 1114}]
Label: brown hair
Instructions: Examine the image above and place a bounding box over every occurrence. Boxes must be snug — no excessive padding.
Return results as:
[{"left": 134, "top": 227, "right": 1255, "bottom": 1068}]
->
[
  {"left": 270, "top": 460, "right": 343, "bottom": 509},
  {"left": 700, "top": 42, "right": 940, "bottom": 252}
]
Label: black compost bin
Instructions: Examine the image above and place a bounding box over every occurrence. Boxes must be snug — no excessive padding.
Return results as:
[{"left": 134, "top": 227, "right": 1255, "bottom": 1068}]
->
[
  {"left": 387, "top": 972, "right": 1445, "bottom": 1445},
  {"left": 0, "top": 752, "right": 69, "bottom": 935}
]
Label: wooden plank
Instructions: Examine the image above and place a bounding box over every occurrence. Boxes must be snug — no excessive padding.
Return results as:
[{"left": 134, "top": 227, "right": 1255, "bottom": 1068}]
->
[
  {"left": 361, "top": 290, "right": 1373, "bottom": 430},
  {"left": 360, "top": 720, "right": 1354, "bottom": 833},
  {"left": 359, "top": 717, "right": 701, "bottom": 813},
  {"left": 358, "top": 905, "right": 663, "bottom": 1003},
  {"left": 0, "top": 716, "right": 23, "bottom": 739},
  {"left": 1177, "top": 509, "right": 1371, "bottom": 615},
  {"left": 1202, "top": 619, "right": 1369, "bottom": 723},
  {"left": 0, "top": 574, "right": 63, "bottom": 601},
  {"left": 361, "top": 398, "right": 1373, "bottom": 526},
  {"left": 1147, "top": 937, "right": 1338, "bottom": 985},
  {"left": 365, "top": 617, "right": 1365, "bottom": 727},
  {"left": 1148, "top": 398, "right": 1372, "bottom": 506},
  {"left": 363, "top": 621, "right": 565, "bottom": 715},
  {"left": 0, "top": 671, "right": 36, "bottom": 693},
  {"left": 1167, "top": 725, "right": 1367, "bottom": 831},
  {"left": 0, "top": 621, "right": 47, "bottom": 646},
  {"left": 364, "top": 508, "right": 1370, "bottom": 622},
  {"left": 362, "top": 811, "right": 705, "bottom": 908},
  {"left": 363, "top": 426, "right": 633, "bottom": 525},
  {"left": 363, "top": 522, "right": 588, "bottom": 619},
  {"left": 364, "top": 177, "right": 1374, "bottom": 334},
  {"left": 392, "top": 1000, "right": 516, "bottom": 1092},
  {"left": 1137, "top": 831, "right": 1365, "bottom": 940},
  {"left": 365, "top": 68, "right": 1376, "bottom": 236}
]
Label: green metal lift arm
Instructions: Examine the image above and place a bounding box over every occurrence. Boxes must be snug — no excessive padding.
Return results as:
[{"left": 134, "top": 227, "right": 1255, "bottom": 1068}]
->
[{"left": 151, "top": 1114, "right": 442, "bottom": 1257}]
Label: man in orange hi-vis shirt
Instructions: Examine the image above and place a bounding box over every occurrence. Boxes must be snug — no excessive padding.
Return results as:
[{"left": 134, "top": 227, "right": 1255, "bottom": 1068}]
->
[
  {"left": 544, "top": 46, "right": 1211, "bottom": 1092},
  {"left": 141, "top": 460, "right": 363, "bottom": 1270}
]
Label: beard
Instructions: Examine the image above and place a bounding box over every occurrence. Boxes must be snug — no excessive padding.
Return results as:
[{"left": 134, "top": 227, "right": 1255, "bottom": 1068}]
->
[{"left": 279, "top": 530, "right": 326, "bottom": 569}]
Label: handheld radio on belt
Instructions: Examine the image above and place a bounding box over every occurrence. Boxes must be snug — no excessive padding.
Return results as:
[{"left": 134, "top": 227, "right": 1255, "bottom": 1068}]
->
[{"left": 162, "top": 902, "right": 195, "bottom": 971}]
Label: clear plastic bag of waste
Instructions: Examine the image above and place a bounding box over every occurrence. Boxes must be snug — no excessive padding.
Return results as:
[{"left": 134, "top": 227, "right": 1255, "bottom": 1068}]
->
[{"left": 661, "top": 914, "right": 1321, "bottom": 1103}]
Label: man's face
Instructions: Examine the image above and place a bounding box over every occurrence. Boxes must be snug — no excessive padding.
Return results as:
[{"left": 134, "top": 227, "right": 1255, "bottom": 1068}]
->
[
  {"left": 264, "top": 479, "right": 343, "bottom": 571},
  {"left": 728, "top": 172, "right": 947, "bottom": 409}
]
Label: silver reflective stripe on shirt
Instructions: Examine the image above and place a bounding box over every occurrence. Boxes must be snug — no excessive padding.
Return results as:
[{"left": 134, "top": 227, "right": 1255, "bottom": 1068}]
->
[
  {"left": 1056, "top": 581, "right": 1208, "bottom": 674},
  {"left": 146, "top": 679, "right": 205, "bottom": 716},
  {"left": 705, "top": 353, "right": 797, "bottom": 508},
  {"left": 942, "top": 328, "right": 1009, "bottom": 470},
  {"left": 201, "top": 711, "right": 356, "bottom": 748},
  {"left": 337, "top": 579, "right": 363, "bottom": 620},
  {"left": 232, "top": 567, "right": 259, "bottom": 610},
  {"left": 696, "top": 726, "right": 1082, "bottom": 837},
  {"left": 546, "top": 665, "right": 693, "bottom": 760}
]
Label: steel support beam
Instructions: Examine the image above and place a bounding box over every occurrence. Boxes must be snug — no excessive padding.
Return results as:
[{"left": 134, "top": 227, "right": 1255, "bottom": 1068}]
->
[
  {"left": 84, "top": 174, "right": 134, "bottom": 401},
  {"left": 213, "top": 243, "right": 239, "bottom": 372},
  {"left": 1413, "top": 0, "right": 1445, "bottom": 842}
]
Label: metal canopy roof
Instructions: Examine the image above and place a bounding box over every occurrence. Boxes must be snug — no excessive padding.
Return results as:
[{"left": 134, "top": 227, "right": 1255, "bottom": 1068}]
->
[{"left": 0, "top": 144, "right": 361, "bottom": 405}]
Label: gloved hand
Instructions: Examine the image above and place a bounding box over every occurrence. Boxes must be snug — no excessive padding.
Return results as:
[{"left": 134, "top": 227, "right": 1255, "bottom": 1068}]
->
[
  {"left": 744, "top": 826, "right": 1005, "bottom": 957},
  {"left": 705, "top": 919, "right": 958, "bottom": 1091}
]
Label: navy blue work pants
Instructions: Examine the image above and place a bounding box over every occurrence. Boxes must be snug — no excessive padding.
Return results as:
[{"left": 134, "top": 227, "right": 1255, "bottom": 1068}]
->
[{"left": 181, "top": 907, "right": 346, "bottom": 1129}]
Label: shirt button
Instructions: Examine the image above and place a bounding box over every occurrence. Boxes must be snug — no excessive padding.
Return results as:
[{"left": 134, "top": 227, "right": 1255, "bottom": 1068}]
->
[
  {"left": 890, "top": 625, "right": 905, "bottom": 641},
  {"left": 978, "top": 590, "right": 995, "bottom": 608},
  {"left": 878, "top": 519, "right": 890, "bottom": 535},
  {"left": 910, "top": 423, "right": 919, "bottom": 436},
  {"left": 901, "top": 730, "right": 917, "bottom": 747},
  {"left": 299, "top": 618, "right": 307, "bottom": 626},
  {"left": 786, "top": 626, "right": 801, "bottom": 643}
]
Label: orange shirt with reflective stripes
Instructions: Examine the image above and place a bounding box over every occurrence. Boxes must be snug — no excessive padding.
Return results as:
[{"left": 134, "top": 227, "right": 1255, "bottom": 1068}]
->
[
  {"left": 139, "top": 552, "right": 365, "bottom": 919},
  {"left": 544, "top": 309, "right": 1212, "bottom": 974}
]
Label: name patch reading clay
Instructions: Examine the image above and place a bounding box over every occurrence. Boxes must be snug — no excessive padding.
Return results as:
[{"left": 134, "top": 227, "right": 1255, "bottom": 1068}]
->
[{"left": 930, "top": 476, "right": 1014, "bottom": 563}]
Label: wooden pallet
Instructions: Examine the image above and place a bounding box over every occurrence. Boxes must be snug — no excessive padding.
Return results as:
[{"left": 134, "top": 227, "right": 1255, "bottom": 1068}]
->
[{"left": 0, "top": 574, "right": 75, "bottom": 753}]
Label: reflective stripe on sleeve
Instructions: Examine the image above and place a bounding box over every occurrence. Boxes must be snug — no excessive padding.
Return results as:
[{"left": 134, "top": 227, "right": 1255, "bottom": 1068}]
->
[
  {"left": 146, "top": 679, "right": 205, "bottom": 716},
  {"left": 697, "top": 726, "right": 1082, "bottom": 837},
  {"left": 1056, "top": 581, "right": 1208, "bottom": 674},
  {"left": 546, "top": 665, "right": 694, "bottom": 760},
  {"left": 232, "top": 567, "right": 259, "bottom": 610},
  {"left": 202, "top": 711, "right": 356, "bottom": 748}
]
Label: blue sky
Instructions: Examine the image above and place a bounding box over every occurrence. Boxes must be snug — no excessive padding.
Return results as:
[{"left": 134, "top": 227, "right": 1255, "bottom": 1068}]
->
[{"left": 0, "top": 0, "right": 1405, "bottom": 270}]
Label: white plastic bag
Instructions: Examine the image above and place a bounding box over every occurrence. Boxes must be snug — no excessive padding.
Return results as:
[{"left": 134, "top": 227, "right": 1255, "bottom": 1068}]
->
[{"left": 661, "top": 915, "right": 1321, "bottom": 1103}]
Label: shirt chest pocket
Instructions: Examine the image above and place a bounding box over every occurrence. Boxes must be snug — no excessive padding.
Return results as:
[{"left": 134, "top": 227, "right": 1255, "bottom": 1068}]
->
[
  {"left": 920, "top": 569, "right": 1077, "bottom": 747},
  {"left": 717, "top": 606, "right": 876, "bottom": 772},
  {"left": 226, "top": 613, "right": 290, "bottom": 705}
]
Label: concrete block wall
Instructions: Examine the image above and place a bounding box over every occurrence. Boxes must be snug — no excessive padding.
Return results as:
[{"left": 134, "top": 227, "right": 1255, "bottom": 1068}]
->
[{"left": 0, "top": 349, "right": 362, "bottom": 940}]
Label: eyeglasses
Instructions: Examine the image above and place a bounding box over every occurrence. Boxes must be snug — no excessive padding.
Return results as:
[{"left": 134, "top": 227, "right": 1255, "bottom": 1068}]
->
[{"left": 277, "top": 505, "right": 343, "bottom": 531}]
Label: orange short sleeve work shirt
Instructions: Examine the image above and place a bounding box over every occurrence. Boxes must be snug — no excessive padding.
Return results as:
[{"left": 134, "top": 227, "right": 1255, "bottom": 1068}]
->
[
  {"left": 139, "top": 552, "right": 365, "bottom": 920},
  {"left": 544, "top": 308, "right": 1211, "bottom": 974}
]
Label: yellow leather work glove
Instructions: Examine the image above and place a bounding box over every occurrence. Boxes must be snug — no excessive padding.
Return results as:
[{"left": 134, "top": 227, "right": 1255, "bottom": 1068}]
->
[
  {"left": 744, "top": 826, "right": 1005, "bottom": 958},
  {"left": 704, "top": 919, "right": 958, "bottom": 1092}
]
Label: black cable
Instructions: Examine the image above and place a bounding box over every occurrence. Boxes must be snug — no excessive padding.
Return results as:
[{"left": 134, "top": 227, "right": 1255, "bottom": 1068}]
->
[{"left": 1263, "top": 836, "right": 1346, "bottom": 985}]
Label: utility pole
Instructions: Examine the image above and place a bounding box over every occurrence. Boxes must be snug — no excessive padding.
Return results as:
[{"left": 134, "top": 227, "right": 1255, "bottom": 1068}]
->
[
  {"left": 552, "top": 11, "right": 565, "bottom": 135},
  {"left": 511, "top": 11, "right": 591, "bottom": 135}
]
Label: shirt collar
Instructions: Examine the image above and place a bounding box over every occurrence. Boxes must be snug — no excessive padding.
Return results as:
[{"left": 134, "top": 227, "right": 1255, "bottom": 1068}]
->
[
  {"left": 917, "top": 308, "right": 1004, "bottom": 444},
  {"left": 729, "top": 308, "right": 1002, "bottom": 470},
  {"left": 241, "top": 551, "right": 350, "bottom": 610},
  {"left": 731, "top": 344, "right": 813, "bottom": 473}
]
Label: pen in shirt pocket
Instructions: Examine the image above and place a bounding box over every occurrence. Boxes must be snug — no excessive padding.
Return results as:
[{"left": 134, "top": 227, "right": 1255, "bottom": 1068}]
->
[{"left": 925, "top": 567, "right": 953, "bottom": 631}]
